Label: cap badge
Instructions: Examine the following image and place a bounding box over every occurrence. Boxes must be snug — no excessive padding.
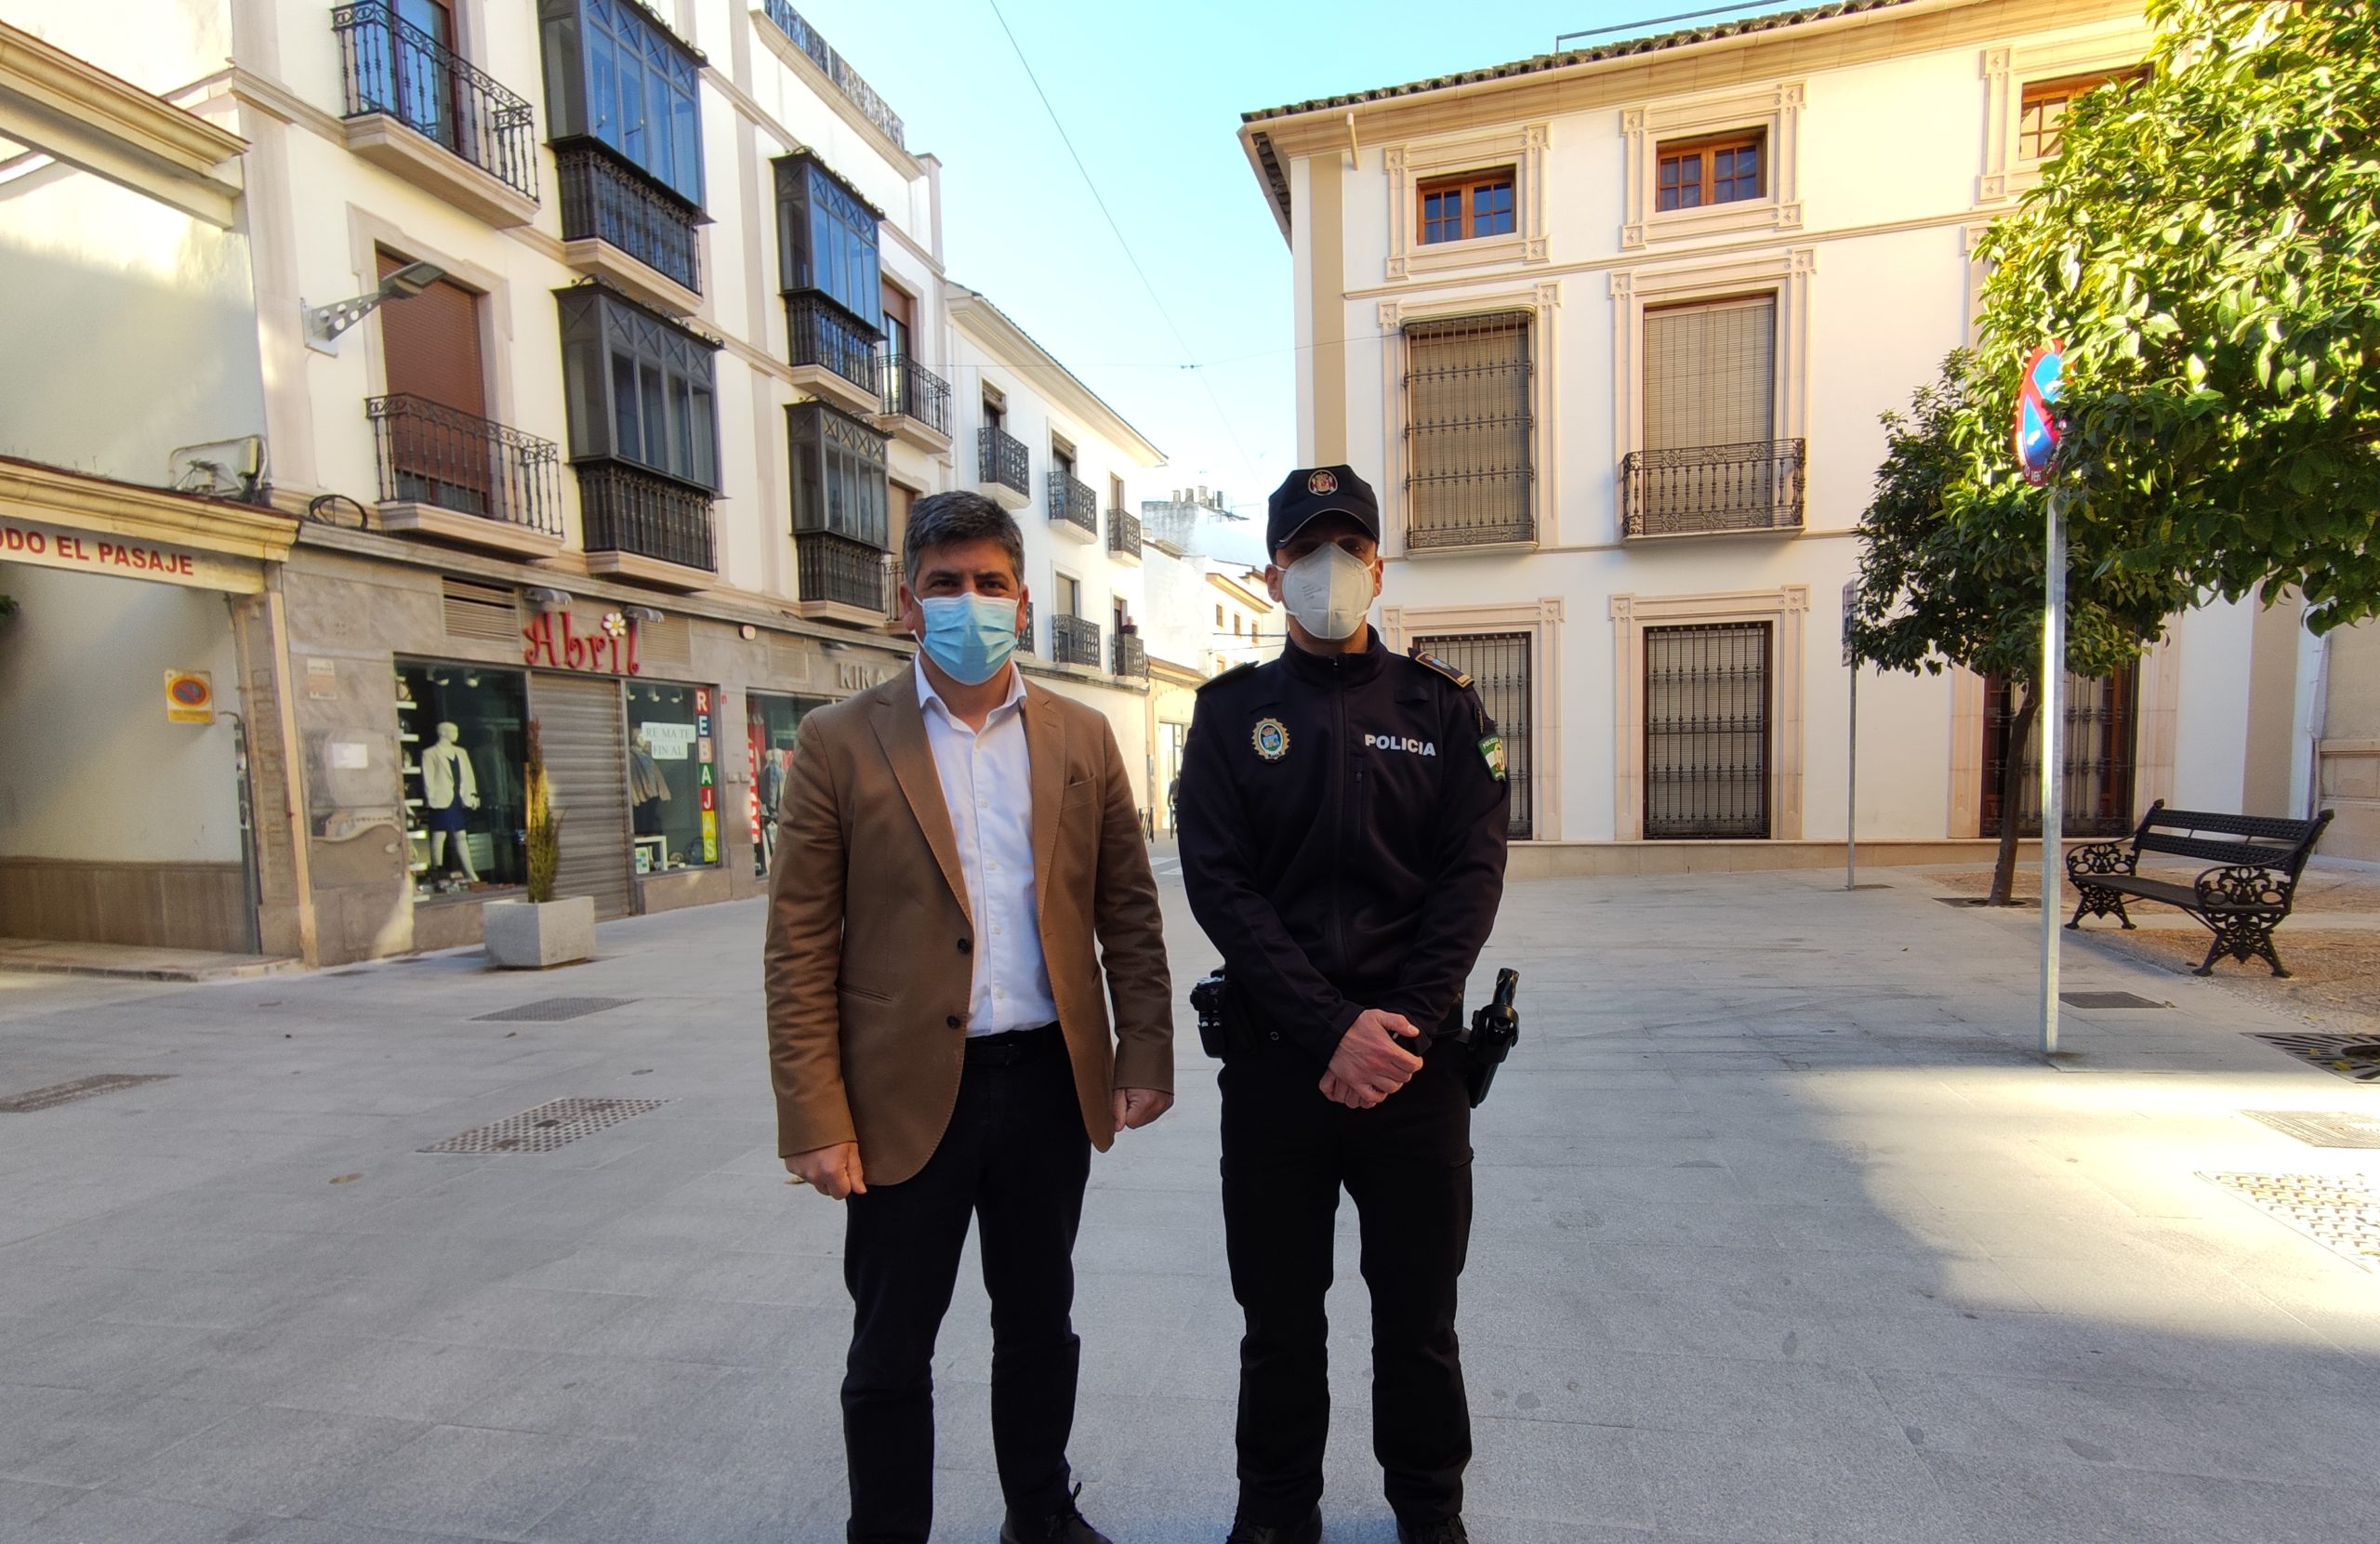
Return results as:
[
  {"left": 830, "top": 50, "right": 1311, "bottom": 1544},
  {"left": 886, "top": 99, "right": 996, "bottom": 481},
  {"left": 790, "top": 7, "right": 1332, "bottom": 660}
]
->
[
  {"left": 1305, "top": 469, "right": 1339, "bottom": 496},
  {"left": 1252, "top": 717, "right": 1290, "bottom": 761}
]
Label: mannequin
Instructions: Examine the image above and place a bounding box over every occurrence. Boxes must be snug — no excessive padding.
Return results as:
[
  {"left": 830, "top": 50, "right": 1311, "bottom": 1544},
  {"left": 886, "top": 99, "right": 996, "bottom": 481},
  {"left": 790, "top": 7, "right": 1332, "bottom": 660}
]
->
[
  {"left": 629, "top": 732, "right": 669, "bottom": 837},
  {"left": 756, "top": 743, "right": 791, "bottom": 874},
  {"left": 420, "top": 720, "right": 481, "bottom": 881}
]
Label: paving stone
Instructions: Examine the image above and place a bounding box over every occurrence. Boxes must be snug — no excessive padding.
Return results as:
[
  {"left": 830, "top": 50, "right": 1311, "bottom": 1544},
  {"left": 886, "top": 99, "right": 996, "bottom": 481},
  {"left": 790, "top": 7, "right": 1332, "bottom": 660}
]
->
[
  {"left": 304, "top": 1424, "right": 630, "bottom": 1538},
  {"left": 106, "top": 1405, "right": 430, "bottom": 1517}
]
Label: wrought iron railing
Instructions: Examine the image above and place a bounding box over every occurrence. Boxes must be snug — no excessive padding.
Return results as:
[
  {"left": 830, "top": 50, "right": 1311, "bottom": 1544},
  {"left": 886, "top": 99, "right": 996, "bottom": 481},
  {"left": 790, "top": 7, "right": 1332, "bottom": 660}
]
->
[
  {"left": 1620, "top": 439, "right": 1805, "bottom": 537},
  {"left": 784, "top": 294, "right": 879, "bottom": 393},
  {"left": 556, "top": 145, "right": 701, "bottom": 294},
  {"left": 760, "top": 1, "right": 906, "bottom": 149},
  {"left": 333, "top": 1, "right": 537, "bottom": 203},
  {"left": 796, "top": 530, "right": 890, "bottom": 612},
  {"left": 1051, "top": 612, "right": 1103, "bottom": 668},
  {"left": 1113, "top": 633, "right": 1148, "bottom": 680},
  {"left": 881, "top": 354, "right": 951, "bottom": 437},
  {"left": 366, "top": 394, "right": 561, "bottom": 535},
  {"left": 575, "top": 462, "right": 716, "bottom": 572},
  {"left": 1106, "top": 508, "right": 1143, "bottom": 556},
  {"left": 979, "top": 426, "right": 1029, "bottom": 496},
  {"left": 1048, "top": 471, "right": 1098, "bottom": 535},
  {"left": 1015, "top": 599, "right": 1036, "bottom": 655}
]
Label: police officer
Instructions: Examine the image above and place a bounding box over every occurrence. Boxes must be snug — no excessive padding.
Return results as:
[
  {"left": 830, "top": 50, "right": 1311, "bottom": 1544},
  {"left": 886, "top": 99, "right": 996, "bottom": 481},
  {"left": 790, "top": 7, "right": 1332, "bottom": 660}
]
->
[{"left": 1178, "top": 466, "right": 1510, "bottom": 1544}]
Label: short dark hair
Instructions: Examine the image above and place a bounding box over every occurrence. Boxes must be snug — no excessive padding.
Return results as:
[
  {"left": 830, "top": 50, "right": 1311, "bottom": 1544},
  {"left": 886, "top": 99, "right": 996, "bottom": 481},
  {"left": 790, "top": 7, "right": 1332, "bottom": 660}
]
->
[{"left": 904, "top": 490, "right": 1025, "bottom": 586}]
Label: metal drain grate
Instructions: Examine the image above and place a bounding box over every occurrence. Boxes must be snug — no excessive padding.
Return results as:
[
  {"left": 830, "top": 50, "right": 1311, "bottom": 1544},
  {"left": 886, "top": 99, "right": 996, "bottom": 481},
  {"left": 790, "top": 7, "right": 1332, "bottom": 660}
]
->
[
  {"left": 0, "top": 1075, "right": 173, "bottom": 1114},
  {"left": 2061, "top": 991, "right": 2169, "bottom": 1010},
  {"left": 471, "top": 997, "right": 635, "bottom": 1023},
  {"left": 2247, "top": 1032, "right": 2380, "bottom": 1083},
  {"left": 1936, "top": 896, "right": 2039, "bottom": 908},
  {"left": 2205, "top": 1172, "right": 2380, "bottom": 1271},
  {"left": 2242, "top": 1111, "right": 2380, "bottom": 1150},
  {"left": 419, "top": 1096, "right": 667, "bottom": 1154}
]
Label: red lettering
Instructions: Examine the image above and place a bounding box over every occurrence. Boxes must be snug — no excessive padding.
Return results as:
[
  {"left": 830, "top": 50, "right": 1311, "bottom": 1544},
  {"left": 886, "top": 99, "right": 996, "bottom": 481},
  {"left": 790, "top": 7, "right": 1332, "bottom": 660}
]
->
[
  {"left": 626, "top": 625, "right": 641, "bottom": 677},
  {"left": 522, "top": 614, "right": 554, "bottom": 666},
  {"left": 694, "top": 688, "right": 710, "bottom": 712},
  {"left": 176, "top": 554, "right": 194, "bottom": 575},
  {"left": 59, "top": 536, "right": 80, "bottom": 560},
  {"left": 562, "top": 614, "right": 588, "bottom": 670}
]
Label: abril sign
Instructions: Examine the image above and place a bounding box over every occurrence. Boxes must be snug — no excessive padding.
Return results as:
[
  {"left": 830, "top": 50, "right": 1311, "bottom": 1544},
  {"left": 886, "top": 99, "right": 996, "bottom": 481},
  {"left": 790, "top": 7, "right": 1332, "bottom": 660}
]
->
[{"left": 522, "top": 611, "right": 641, "bottom": 676}]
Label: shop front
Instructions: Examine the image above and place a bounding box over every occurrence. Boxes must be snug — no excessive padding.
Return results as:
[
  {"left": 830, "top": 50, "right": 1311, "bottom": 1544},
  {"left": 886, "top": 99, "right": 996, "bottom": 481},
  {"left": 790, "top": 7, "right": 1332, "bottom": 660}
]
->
[
  {"left": 0, "top": 460, "right": 301, "bottom": 957},
  {"left": 284, "top": 534, "right": 911, "bottom": 961}
]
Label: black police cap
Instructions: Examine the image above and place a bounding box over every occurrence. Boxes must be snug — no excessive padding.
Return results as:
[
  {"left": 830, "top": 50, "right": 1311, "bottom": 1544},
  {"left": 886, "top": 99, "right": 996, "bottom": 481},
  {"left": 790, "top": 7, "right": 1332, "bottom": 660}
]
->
[{"left": 1265, "top": 465, "right": 1381, "bottom": 554}]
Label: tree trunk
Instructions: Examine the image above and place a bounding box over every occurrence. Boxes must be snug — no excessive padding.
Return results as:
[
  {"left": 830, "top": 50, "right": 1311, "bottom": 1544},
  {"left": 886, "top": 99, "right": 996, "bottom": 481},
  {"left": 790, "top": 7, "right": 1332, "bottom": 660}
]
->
[{"left": 1989, "top": 686, "right": 2042, "bottom": 906}]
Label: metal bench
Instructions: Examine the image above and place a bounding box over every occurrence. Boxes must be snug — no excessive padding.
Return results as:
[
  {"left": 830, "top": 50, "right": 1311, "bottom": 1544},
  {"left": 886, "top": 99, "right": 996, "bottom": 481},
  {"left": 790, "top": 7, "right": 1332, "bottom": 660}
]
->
[{"left": 2065, "top": 800, "right": 2335, "bottom": 977}]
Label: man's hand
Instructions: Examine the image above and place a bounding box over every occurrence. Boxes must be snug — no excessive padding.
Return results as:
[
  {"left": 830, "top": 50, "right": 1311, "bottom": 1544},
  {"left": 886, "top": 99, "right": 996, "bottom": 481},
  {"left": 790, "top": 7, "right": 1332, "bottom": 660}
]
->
[
  {"left": 1112, "top": 1088, "right": 1174, "bottom": 1132},
  {"left": 784, "top": 1142, "right": 866, "bottom": 1199},
  {"left": 1322, "top": 1009, "right": 1423, "bottom": 1109}
]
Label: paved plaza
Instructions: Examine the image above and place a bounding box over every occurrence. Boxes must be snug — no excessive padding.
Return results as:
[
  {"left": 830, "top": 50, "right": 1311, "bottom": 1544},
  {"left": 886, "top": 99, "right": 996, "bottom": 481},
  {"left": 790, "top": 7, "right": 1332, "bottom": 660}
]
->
[{"left": 3, "top": 857, "right": 2378, "bottom": 1543}]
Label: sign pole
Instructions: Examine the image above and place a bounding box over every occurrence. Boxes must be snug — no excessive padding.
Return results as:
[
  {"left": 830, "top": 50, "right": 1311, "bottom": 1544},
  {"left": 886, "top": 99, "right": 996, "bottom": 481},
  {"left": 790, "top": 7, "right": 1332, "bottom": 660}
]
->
[
  {"left": 1842, "top": 579, "right": 1858, "bottom": 891},
  {"left": 2039, "top": 485, "right": 2066, "bottom": 1059}
]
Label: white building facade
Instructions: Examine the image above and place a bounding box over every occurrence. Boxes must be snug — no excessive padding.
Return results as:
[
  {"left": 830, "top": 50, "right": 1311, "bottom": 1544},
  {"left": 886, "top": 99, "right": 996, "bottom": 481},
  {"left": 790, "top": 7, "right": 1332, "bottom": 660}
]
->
[{"left": 1238, "top": 0, "right": 2344, "bottom": 865}]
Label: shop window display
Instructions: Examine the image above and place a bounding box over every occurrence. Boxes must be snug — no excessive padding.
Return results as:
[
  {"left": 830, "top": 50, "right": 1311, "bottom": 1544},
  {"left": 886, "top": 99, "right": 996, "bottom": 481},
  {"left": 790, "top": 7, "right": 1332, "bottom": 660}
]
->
[
  {"left": 748, "top": 691, "right": 830, "bottom": 878},
  {"left": 627, "top": 680, "right": 720, "bottom": 872},
  {"left": 396, "top": 662, "right": 528, "bottom": 896}
]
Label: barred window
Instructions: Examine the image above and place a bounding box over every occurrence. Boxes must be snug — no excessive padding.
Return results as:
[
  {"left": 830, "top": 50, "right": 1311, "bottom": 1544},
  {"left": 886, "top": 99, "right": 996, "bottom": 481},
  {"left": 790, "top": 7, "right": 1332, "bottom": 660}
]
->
[
  {"left": 787, "top": 402, "right": 888, "bottom": 546},
  {"left": 1403, "top": 311, "right": 1534, "bottom": 549}
]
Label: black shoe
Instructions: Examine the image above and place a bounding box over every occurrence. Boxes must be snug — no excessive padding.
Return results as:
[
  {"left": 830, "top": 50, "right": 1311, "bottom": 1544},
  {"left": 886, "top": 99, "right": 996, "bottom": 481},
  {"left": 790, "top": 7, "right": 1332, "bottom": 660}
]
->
[
  {"left": 1223, "top": 1510, "right": 1322, "bottom": 1544},
  {"left": 1000, "top": 1485, "right": 1113, "bottom": 1544},
  {"left": 1395, "top": 1520, "right": 1467, "bottom": 1544}
]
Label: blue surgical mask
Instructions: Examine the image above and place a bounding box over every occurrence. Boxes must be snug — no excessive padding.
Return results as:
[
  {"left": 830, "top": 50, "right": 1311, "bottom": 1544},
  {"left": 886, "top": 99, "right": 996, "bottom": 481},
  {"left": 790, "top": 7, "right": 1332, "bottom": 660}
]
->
[{"left": 917, "top": 592, "right": 1019, "bottom": 685}]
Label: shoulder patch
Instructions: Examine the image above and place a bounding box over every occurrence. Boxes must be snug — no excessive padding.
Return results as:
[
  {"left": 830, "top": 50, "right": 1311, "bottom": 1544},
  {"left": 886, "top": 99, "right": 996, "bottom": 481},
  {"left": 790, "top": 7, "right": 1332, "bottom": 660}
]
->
[
  {"left": 1197, "top": 661, "right": 1260, "bottom": 693},
  {"left": 1407, "top": 650, "right": 1473, "bottom": 691}
]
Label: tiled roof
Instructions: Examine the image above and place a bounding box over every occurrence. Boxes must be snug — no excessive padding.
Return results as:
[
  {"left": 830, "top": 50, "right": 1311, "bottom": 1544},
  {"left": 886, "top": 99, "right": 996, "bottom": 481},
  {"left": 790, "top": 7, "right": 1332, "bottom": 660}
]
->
[{"left": 1241, "top": 0, "right": 1919, "bottom": 123}]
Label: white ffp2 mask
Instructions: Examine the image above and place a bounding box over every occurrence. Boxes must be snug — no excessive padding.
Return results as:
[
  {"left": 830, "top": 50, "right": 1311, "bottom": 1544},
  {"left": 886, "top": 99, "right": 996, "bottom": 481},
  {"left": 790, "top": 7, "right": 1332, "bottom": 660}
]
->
[{"left": 1279, "top": 544, "right": 1376, "bottom": 641}]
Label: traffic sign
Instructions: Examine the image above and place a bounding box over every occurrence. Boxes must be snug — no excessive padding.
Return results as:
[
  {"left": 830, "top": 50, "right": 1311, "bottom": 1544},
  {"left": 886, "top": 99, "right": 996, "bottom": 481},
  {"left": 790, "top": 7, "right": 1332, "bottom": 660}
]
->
[{"left": 2015, "top": 342, "right": 2064, "bottom": 485}]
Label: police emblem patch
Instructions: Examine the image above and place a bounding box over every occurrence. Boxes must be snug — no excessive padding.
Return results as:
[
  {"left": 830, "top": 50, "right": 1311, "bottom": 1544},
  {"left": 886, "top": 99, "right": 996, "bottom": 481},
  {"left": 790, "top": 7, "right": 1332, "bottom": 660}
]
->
[
  {"left": 1252, "top": 718, "right": 1290, "bottom": 760},
  {"left": 1479, "top": 734, "right": 1507, "bottom": 781},
  {"left": 1306, "top": 469, "right": 1338, "bottom": 496}
]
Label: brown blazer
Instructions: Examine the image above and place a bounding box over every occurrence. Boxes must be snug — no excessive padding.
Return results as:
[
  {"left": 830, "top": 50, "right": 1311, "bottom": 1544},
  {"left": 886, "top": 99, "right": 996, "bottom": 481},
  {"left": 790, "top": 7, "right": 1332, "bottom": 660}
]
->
[{"left": 763, "top": 667, "right": 1172, "bottom": 1185}]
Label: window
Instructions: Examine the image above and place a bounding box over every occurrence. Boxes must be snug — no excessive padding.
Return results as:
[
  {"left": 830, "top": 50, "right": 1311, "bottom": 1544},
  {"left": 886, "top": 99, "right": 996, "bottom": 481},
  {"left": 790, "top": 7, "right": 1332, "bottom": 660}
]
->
[
  {"left": 774, "top": 153, "right": 881, "bottom": 327},
  {"left": 984, "top": 393, "right": 1005, "bottom": 432},
  {"left": 881, "top": 283, "right": 913, "bottom": 363},
  {"left": 787, "top": 402, "right": 889, "bottom": 545},
  {"left": 1417, "top": 169, "right": 1516, "bottom": 245},
  {"left": 2018, "top": 69, "right": 2145, "bottom": 162},
  {"left": 1645, "top": 296, "right": 1775, "bottom": 452},
  {"left": 1404, "top": 311, "right": 1534, "bottom": 548},
  {"left": 1058, "top": 573, "right": 1082, "bottom": 617},
  {"left": 1656, "top": 132, "right": 1763, "bottom": 212},
  {"left": 1644, "top": 622, "right": 1770, "bottom": 838},
  {"left": 1411, "top": 632, "right": 1532, "bottom": 838},
  {"left": 1109, "top": 473, "right": 1124, "bottom": 510},
  {"left": 749, "top": 691, "right": 830, "bottom": 878},
  {"left": 556, "top": 285, "right": 721, "bottom": 489},
  {"left": 396, "top": 660, "right": 528, "bottom": 898},
  {"left": 1052, "top": 438, "right": 1077, "bottom": 482},
  {"left": 538, "top": 0, "right": 704, "bottom": 206},
  {"left": 1982, "top": 667, "right": 2139, "bottom": 838},
  {"left": 1215, "top": 603, "right": 1224, "bottom": 629},
  {"left": 627, "top": 680, "right": 720, "bottom": 870}
]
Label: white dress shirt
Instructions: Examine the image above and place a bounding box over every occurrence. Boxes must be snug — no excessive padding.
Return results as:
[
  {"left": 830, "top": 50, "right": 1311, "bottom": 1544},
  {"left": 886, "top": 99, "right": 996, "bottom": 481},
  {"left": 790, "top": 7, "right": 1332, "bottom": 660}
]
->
[{"left": 914, "top": 660, "right": 1058, "bottom": 1035}]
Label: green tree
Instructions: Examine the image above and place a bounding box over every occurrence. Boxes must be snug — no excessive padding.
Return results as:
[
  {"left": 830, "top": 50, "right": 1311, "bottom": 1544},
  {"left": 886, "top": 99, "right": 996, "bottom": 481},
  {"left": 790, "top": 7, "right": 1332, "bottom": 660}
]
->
[
  {"left": 1849, "top": 355, "right": 2192, "bottom": 904},
  {"left": 1974, "top": 0, "right": 2380, "bottom": 629}
]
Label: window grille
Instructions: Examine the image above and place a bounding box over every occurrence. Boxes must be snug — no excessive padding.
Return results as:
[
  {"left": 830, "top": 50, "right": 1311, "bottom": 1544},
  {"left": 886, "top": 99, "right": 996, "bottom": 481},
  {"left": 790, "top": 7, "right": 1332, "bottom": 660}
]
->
[
  {"left": 1982, "top": 667, "right": 2139, "bottom": 838},
  {"left": 1404, "top": 311, "right": 1533, "bottom": 549},
  {"left": 1645, "top": 622, "right": 1770, "bottom": 838},
  {"left": 1411, "top": 632, "right": 1533, "bottom": 839}
]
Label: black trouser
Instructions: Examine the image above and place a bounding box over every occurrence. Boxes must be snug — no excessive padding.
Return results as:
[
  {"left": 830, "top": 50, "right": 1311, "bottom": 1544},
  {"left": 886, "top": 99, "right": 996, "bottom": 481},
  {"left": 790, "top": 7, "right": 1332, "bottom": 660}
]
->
[
  {"left": 1220, "top": 1038, "right": 1474, "bottom": 1526},
  {"left": 841, "top": 1024, "right": 1091, "bottom": 1543}
]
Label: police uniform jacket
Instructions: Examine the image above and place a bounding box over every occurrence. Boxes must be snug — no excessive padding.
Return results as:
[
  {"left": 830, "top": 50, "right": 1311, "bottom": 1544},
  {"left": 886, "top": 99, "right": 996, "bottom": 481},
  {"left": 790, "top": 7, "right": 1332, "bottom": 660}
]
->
[{"left": 1177, "top": 634, "right": 1510, "bottom": 1065}]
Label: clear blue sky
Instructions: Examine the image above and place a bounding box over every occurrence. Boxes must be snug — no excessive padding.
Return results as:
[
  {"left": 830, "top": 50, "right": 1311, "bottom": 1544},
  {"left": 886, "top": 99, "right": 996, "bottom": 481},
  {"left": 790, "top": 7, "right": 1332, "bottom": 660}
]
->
[{"left": 800, "top": 0, "right": 1759, "bottom": 551}]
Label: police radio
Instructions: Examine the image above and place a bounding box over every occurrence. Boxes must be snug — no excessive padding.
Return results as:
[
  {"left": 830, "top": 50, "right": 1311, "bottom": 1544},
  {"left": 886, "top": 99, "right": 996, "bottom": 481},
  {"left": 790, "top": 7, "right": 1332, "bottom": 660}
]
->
[
  {"left": 1191, "top": 970, "right": 1230, "bottom": 1059},
  {"left": 1452, "top": 969, "right": 1520, "bottom": 1108}
]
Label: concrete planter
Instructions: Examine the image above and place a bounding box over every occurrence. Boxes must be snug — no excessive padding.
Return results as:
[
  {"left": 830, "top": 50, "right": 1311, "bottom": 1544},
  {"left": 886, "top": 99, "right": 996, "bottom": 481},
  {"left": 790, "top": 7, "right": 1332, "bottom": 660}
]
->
[{"left": 482, "top": 896, "right": 595, "bottom": 970}]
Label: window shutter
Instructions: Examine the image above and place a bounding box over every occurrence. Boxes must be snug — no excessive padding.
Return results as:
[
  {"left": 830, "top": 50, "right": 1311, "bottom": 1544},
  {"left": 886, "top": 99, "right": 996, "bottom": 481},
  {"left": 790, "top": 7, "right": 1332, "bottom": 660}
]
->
[
  {"left": 1644, "top": 296, "right": 1775, "bottom": 451},
  {"left": 1403, "top": 311, "right": 1533, "bottom": 547},
  {"left": 378, "top": 250, "right": 486, "bottom": 419}
]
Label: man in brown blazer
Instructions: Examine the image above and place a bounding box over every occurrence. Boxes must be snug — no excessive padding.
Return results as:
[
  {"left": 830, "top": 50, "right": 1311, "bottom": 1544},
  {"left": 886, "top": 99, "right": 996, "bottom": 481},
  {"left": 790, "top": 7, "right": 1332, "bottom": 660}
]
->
[{"left": 765, "top": 490, "right": 1173, "bottom": 1544}]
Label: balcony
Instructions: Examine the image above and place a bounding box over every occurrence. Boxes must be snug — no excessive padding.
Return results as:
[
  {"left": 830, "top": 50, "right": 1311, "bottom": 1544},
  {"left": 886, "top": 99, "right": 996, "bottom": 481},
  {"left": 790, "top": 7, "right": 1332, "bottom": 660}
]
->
[
  {"left": 1113, "top": 632, "right": 1148, "bottom": 680},
  {"left": 1620, "top": 439, "right": 1806, "bottom": 538},
  {"left": 1106, "top": 508, "right": 1142, "bottom": 561},
  {"left": 1015, "top": 600, "right": 1036, "bottom": 656},
  {"left": 333, "top": 1, "right": 537, "bottom": 227},
  {"left": 978, "top": 426, "right": 1029, "bottom": 509},
  {"left": 796, "top": 530, "right": 892, "bottom": 623},
  {"left": 1048, "top": 471, "right": 1098, "bottom": 541},
  {"left": 555, "top": 145, "right": 701, "bottom": 314},
  {"left": 876, "top": 354, "right": 952, "bottom": 453},
  {"left": 366, "top": 394, "right": 562, "bottom": 558},
  {"left": 575, "top": 462, "right": 716, "bottom": 589},
  {"left": 1051, "top": 612, "right": 1103, "bottom": 669},
  {"left": 783, "top": 293, "right": 882, "bottom": 418}
]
